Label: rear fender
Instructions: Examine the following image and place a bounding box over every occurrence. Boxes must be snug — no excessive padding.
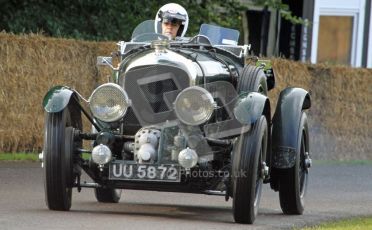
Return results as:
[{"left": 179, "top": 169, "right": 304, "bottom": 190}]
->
[{"left": 271, "top": 87, "right": 311, "bottom": 169}]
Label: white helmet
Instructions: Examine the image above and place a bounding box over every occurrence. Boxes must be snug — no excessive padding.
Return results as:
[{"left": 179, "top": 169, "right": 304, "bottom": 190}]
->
[{"left": 155, "top": 3, "right": 189, "bottom": 37}]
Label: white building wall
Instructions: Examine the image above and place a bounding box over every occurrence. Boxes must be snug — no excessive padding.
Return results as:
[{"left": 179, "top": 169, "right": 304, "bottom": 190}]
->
[{"left": 367, "top": 2, "right": 372, "bottom": 68}]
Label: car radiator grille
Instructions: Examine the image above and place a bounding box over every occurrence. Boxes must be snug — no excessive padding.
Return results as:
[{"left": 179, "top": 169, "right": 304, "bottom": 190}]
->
[
  {"left": 122, "top": 65, "right": 190, "bottom": 130},
  {"left": 139, "top": 78, "right": 177, "bottom": 113}
]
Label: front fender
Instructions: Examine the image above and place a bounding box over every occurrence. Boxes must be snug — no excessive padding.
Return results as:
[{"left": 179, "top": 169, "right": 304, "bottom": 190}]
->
[
  {"left": 43, "top": 86, "right": 76, "bottom": 113},
  {"left": 234, "top": 92, "right": 270, "bottom": 126},
  {"left": 271, "top": 87, "right": 311, "bottom": 169}
]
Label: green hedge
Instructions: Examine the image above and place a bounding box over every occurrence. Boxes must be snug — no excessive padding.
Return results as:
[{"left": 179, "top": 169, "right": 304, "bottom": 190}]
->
[{"left": 0, "top": 0, "right": 245, "bottom": 41}]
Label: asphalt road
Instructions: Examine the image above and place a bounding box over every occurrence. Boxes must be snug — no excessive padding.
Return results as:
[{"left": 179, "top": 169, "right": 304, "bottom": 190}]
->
[{"left": 1, "top": 162, "right": 372, "bottom": 230}]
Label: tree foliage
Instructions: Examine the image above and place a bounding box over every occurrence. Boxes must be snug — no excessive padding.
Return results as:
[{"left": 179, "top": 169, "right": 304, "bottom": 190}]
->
[
  {"left": 0, "top": 0, "right": 245, "bottom": 41},
  {"left": 0, "top": 0, "right": 302, "bottom": 41},
  {"left": 252, "top": 0, "right": 308, "bottom": 25}
]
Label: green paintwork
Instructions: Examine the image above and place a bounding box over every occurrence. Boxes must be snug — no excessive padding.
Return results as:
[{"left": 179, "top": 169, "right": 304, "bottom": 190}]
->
[{"left": 42, "top": 86, "right": 74, "bottom": 113}]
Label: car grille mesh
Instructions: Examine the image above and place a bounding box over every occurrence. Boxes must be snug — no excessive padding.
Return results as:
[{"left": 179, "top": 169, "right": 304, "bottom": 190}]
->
[
  {"left": 122, "top": 65, "right": 190, "bottom": 129},
  {"left": 139, "top": 78, "right": 177, "bottom": 113}
]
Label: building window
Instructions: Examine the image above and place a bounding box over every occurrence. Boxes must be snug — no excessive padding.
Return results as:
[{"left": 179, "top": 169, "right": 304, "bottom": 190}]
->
[
  {"left": 317, "top": 16, "right": 354, "bottom": 65},
  {"left": 311, "top": 0, "right": 366, "bottom": 67}
]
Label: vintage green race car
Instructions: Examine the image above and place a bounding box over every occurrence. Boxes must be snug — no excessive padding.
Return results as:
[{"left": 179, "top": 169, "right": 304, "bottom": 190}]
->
[{"left": 41, "top": 20, "right": 312, "bottom": 224}]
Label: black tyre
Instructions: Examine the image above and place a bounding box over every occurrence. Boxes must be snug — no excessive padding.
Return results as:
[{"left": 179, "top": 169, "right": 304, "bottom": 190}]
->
[
  {"left": 238, "top": 65, "right": 268, "bottom": 95},
  {"left": 278, "top": 112, "right": 310, "bottom": 214},
  {"left": 44, "top": 108, "right": 77, "bottom": 211},
  {"left": 94, "top": 188, "right": 122, "bottom": 203},
  {"left": 232, "top": 116, "right": 268, "bottom": 224}
]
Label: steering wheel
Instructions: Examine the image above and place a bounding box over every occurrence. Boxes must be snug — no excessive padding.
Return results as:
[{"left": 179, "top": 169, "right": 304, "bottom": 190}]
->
[
  {"left": 131, "top": 33, "right": 170, "bottom": 42},
  {"left": 188, "top": 35, "right": 212, "bottom": 45}
]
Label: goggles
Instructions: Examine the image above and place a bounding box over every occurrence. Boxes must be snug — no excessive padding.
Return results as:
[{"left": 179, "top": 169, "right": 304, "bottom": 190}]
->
[
  {"left": 162, "top": 18, "right": 182, "bottom": 26},
  {"left": 160, "top": 12, "right": 186, "bottom": 25}
]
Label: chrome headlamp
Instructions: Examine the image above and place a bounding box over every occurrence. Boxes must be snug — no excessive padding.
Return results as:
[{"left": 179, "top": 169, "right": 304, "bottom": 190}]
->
[
  {"left": 174, "top": 86, "right": 215, "bottom": 126},
  {"left": 89, "top": 83, "right": 130, "bottom": 122}
]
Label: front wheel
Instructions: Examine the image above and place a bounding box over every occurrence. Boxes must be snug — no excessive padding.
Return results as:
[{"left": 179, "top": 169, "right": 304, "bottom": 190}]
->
[
  {"left": 44, "top": 108, "right": 77, "bottom": 211},
  {"left": 278, "top": 112, "right": 311, "bottom": 214},
  {"left": 232, "top": 116, "right": 268, "bottom": 224}
]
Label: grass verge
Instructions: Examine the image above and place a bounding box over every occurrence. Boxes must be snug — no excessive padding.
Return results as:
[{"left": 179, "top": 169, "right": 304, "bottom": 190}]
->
[
  {"left": 0, "top": 152, "right": 39, "bottom": 161},
  {"left": 0, "top": 152, "right": 91, "bottom": 161},
  {"left": 300, "top": 217, "right": 372, "bottom": 230}
]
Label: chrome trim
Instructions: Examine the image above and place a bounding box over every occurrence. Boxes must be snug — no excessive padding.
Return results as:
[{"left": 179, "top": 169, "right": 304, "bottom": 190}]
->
[{"left": 125, "top": 49, "right": 198, "bottom": 86}]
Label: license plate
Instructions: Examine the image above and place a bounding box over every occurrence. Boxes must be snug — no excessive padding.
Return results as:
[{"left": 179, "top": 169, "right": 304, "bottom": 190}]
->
[{"left": 109, "top": 162, "right": 181, "bottom": 182}]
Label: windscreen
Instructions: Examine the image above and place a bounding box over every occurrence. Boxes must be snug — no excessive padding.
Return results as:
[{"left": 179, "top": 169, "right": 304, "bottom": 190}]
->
[
  {"left": 130, "top": 20, "right": 170, "bottom": 42},
  {"left": 131, "top": 20, "right": 156, "bottom": 39},
  {"left": 199, "top": 24, "right": 239, "bottom": 45}
]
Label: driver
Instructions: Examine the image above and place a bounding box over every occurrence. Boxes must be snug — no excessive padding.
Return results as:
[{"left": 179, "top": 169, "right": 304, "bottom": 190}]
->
[{"left": 155, "top": 3, "right": 189, "bottom": 39}]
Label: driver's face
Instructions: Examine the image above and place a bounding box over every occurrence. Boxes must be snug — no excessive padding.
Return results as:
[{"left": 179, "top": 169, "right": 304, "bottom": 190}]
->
[{"left": 162, "top": 21, "right": 181, "bottom": 39}]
